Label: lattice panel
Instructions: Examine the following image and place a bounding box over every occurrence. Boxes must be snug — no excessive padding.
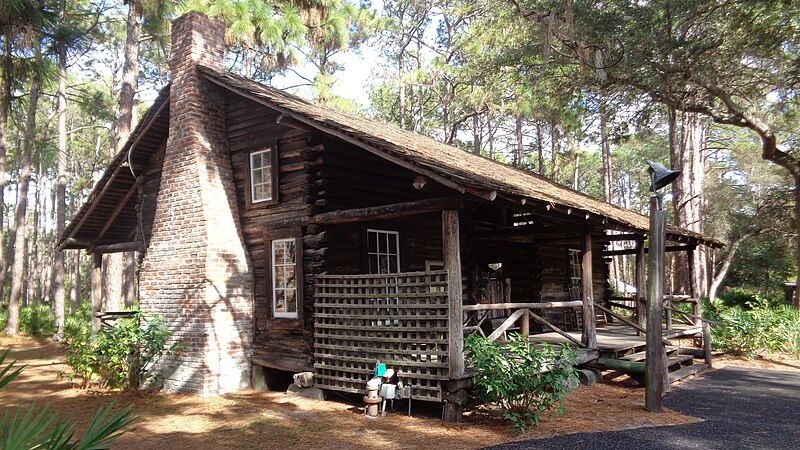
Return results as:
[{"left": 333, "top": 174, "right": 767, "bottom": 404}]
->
[{"left": 313, "top": 271, "right": 450, "bottom": 402}]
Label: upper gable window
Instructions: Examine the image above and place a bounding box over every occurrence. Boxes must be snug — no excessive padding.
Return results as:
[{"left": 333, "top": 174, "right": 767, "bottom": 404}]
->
[{"left": 250, "top": 148, "right": 274, "bottom": 203}]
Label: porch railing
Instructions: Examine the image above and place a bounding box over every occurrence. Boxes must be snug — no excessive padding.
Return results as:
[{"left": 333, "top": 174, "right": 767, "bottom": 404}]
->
[
  {"left": 313, "top": 270, "right": 450, "bottom": 402},
  {"left": 462, "top": 301, "right": 586, "bottom": 347}
]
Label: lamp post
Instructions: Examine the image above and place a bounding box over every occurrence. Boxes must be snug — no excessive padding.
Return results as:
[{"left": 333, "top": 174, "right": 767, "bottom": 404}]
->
[{"left": 645, "top": 161, "right": 680, "bottom": 413}]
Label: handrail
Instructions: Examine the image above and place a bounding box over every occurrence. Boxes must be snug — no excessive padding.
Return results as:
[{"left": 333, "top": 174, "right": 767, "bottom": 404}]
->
[
  {"left": 594, "top": 304, "right": 645, "bottom": 334},
  {"left": 463, "top": 301, "right": 581, "bottom": 311},
  {"left": 464, "top": 303, "right": 586, "bottom": 348},
  {"left": 664, "top": 306, "right": 720, "bottom": 325}
]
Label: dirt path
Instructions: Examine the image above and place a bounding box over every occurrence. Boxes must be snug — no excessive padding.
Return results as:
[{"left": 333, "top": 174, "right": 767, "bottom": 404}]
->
[{"left": 1, "top": 337, "right": 697, "bottom": 449}]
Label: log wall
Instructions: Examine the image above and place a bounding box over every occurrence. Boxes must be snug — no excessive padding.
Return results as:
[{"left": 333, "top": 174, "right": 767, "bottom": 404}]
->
[{"left": 225, "top": 94, "right": 321, "bottom": 372}]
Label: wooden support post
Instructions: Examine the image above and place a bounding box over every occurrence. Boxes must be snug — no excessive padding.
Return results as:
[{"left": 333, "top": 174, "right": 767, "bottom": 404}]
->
[
  {"left": 635, "top": 239, "right": 646, "bottom": 332},
  {"left": 665, "top": 304, "right": 673, "bottom": 330},
  {"left": 581, "top": 232, "right": 597, "bottom": 348},
  {"left": 703, "top": 321, "right": 713, "bottom": 368},
  {"left": 687, "top": 248, "right": 702, "bottom": 326},
  {"left": 646, "top": 195, "right": 667, "bottom": 412},
  {"left": 442, "top": 210, "right": 465, "bottom": 379},
  {"left": 519, "top": 310, "right": 530, "bottom": 336},
  {"left": 91, "top": 252, "right": 103, "bottom": 334}
]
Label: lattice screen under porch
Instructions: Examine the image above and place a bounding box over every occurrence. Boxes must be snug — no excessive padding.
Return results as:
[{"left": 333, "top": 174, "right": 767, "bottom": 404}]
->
[{"left": 313, "top": 271, "right": 450, "bottom": 402}]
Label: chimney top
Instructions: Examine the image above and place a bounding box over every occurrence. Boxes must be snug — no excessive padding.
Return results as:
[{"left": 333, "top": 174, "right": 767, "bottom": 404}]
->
[{"left": 170, "top": 11, "right": 225, "bottom": 72}]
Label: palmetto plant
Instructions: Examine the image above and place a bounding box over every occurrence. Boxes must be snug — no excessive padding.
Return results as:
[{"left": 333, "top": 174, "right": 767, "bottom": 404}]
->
[{"left": 0, "top": 350, "right": 137, "bottom": 449}]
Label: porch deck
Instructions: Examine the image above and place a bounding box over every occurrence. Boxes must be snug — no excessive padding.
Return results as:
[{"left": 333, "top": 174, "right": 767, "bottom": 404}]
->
[{"left": 529, "top": 323, "right": 702, "bottom": 358}]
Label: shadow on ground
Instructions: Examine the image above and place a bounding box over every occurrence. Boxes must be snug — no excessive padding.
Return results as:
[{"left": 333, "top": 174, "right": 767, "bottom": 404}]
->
[{"left": 488, "top": 367, "right": 800, "bottom": 450}]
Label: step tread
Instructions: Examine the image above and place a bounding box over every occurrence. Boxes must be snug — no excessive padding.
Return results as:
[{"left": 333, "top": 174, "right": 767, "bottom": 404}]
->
[
  {"left": 667, "top": 354, "right": 694, "bottom": 366},
  {"left": 669, "top": 364, "right": 708, "bottom": 383},
  {"left": 619, "top": 347, "right": 679, "bottom": 362}
]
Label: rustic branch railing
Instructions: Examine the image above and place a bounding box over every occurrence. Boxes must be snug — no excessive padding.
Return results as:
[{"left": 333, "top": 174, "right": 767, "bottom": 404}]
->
[
  {"left": 462, "top": 301, "right": 585, "bottom": 347},
  {"left": 313, "top": 270, "right": 449, "bottom": 402}
]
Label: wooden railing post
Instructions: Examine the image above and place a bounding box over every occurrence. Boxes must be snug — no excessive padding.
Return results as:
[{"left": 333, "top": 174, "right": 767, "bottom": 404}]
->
[
  {"left": 687, "top": 248, "right": 702, "bottom": 326},
  {"left": 634, "top": 239, "right": 646, "bottom": 332},
  {"left": 581, "top": 231, "right": 597, "bottom": 348},
  {"left": 91, "top": 251, "right": 103, "bottom": 334},
  {"left": 519, "top": 309, "right": 530, "bottom": 336},
  {"left": 442, "top": 210, "right": 464, "bottom": 378},
  {"left": 703, "top": 321, "right": 713, "bottom": 368}
]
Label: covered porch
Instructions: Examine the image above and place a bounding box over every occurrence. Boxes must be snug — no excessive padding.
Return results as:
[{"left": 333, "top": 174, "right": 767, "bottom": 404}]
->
[{"left": 308, "top": 197, "right": 718, "bottom": 408}]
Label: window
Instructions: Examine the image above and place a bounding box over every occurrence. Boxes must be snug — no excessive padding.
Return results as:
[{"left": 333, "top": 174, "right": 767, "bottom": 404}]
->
[
  {"left": 367, "top": 229, "right": 400, "bottom": 274},
  {"left": 250, "top": 149, "right": 274, "bottom": 203},
  {"left": 425, "top": 260, "right": 444, "bottom": 272},
  {"left": 271, "top": 238, "right": 298, "bottom": 318},
  {"left": 568, "top": 248, "right": 582, "bottom": 288}
]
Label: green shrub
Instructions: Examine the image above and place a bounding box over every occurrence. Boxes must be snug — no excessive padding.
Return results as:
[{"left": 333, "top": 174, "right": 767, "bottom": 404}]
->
[
  {"left": 19, "top": 304, "right": 56, "bottom": 337},
  {"left": 465, "top": 333, "right": 578, "bottom": 431},
  {"left": 63, "top": 312, "right": 182, "bottom": 390},
  {"left": 708, "top": 297, "right": 800, "bottom": 358}
]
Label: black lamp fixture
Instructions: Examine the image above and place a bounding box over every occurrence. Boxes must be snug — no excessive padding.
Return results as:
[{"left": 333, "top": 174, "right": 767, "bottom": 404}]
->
[{"left": 647, "top": 160, "right": 681, "bottom": 192}]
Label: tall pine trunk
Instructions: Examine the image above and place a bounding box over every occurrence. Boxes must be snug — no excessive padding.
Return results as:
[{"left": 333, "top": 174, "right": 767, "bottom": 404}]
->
[
  {"left": 54, "top": 42, "right": 68, "bottom": 339},
  {"left": 536, "top": 121, "right": 544, "bottom": 175},
  {"left": 600, "top": 95, "right": 612, "bottom": 203},
  {"left": 5, "top": 43, "right": 40, "bottom": 335},
  {"left": 104, "top": 0, "right": 142, "bottom": 311},
  {"left": 472, "top": 112, "right": 481, "bottom": 155},
  {"left": 672, "top": 111, "right": 707, "bottom": 296},
  {"left": 0, "top": 31, "right": 12, "bottom": 301},
  {"left": 515, "top": 113, "right": 524, "bottom": 167}
]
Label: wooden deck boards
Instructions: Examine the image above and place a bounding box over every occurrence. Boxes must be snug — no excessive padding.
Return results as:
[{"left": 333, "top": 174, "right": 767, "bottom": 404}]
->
[{"left": 529, "top": 324, "right": 701, "bottom": 355}]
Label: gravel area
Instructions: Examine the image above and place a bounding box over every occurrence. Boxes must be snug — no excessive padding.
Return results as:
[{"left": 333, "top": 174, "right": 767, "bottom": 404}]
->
[{"left": 490, "top": 366, "right": 800, "bottom": 450}]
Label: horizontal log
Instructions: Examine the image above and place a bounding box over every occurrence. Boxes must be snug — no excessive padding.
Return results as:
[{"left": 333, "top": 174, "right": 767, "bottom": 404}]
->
[
  {"left": 462, "top": 301, "right": 581, "bottom": 311},
  {"left": 605, "top": 233, "right": 645, "bottom": 241},
  {"left": 596, "top": 358, "right": 645, "bottom": 373},
  {"left": 309, "top": 197, "right": 462, "bottom": 225},
  {"left": 603, "top": 244, "right": 697, "bottom": 256},
  {"left": 90, "top": 241, "right": 143, "bottom": 254}
]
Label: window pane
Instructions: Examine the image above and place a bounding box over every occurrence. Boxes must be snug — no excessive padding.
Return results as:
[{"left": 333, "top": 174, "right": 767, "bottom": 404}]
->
[
  {"left": 251, "top": 150, "right": 273, "bottom": 202},
  {"left": 378, "top": 233, "right": 387, "bottom": 253},
  {"left": 368, "top": 254, "right": 378, "bottom": 273},
  {"left": 285, "top": 289, "right": 297, "bottom": 313},
  {"left": 275, "top": 266, "right": 288, "bottom": 288},
  {"left": 368, "top": 231, "right": 377, "bottom": 253},
  {"left": 275, "top": 290, "right": 286, "bottom": 312},
  {"left": 388, "top": 234, "right": 397, "bottom": 253},
  {"left": 379, "top": 255, "right": 389, "bottom": 274}
]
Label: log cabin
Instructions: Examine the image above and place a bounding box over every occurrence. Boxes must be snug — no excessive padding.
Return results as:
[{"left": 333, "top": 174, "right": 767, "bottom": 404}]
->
[{"left": 58, "top": 12, "right": 721, "bottom": 411}]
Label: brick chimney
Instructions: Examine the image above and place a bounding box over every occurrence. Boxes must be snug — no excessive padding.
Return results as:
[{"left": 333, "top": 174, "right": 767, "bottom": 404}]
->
[{"left": 139, "top": 12, "right": 253, "bottom": 395}]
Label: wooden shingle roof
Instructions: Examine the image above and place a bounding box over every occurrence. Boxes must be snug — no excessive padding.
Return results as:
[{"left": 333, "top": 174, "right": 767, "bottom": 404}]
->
[
  {"left": 59, "top": 66, "right": 722, "bottom": 249},
  {"left": 199, "top": 65, "right": 721, "bottom": 248}
]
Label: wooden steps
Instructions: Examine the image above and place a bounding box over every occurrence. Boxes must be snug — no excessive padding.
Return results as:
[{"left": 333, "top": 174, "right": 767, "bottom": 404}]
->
[{"left": 668, "top": 364, "right": 708, "bottom": 383}]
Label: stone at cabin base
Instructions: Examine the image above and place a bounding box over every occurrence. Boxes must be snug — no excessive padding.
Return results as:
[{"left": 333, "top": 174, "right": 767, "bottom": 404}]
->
[
  {"left": 287, "top": 383, "right": 325, "bottom": 401},
  {"left": 293, "top": 371, "right": 314, "bottom": 388}
]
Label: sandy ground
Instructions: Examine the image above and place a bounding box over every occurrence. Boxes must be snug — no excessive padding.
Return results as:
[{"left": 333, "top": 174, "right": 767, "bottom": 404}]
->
[
  {"left": 713, "top": 353, "right": 800, "bottom": 372},
  {"left": 1, "top": 336, "right": 700, "bottom": 449}
]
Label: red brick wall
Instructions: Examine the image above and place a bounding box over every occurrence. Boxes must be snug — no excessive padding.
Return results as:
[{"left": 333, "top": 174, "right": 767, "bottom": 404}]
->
[{"left": 139, "top": 12, "right": 254, "bottom": 394}]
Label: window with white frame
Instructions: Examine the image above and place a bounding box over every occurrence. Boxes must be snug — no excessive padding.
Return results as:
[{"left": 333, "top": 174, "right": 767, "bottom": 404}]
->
[
  {"left": 271, "top": 238, "right": 297, "bottom": 318},
  {"left": 568, "top": 248, "right": 582, "bottom": 288},
  {"left": 250, "top": 149, "right": 273, "bottom": 203},
  {"left": 367, "top": 229, "right": 400, "bottom": 274}
]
